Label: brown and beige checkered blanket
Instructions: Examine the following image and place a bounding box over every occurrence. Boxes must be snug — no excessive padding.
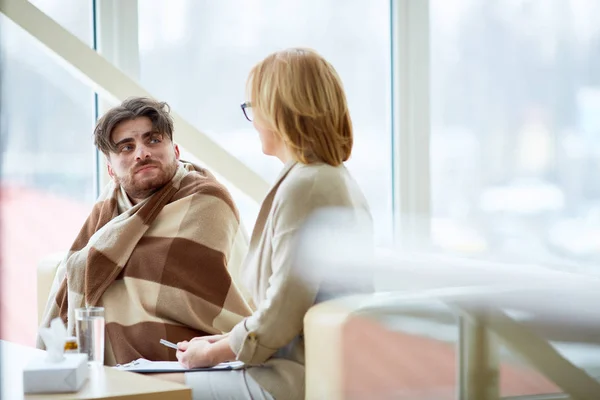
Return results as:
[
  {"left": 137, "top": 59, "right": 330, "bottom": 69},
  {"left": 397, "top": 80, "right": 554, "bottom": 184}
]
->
[{"left": 37, "top": 162, "right": 252, "bottom": 365}]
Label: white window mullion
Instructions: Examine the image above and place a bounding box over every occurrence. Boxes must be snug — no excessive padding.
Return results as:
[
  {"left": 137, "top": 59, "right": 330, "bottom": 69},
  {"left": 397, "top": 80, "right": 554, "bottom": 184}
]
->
[
  {"left": 391, "top": 0, "right": 432, "bottom": 248},
  {"left": 94, "top": 0, "right": 140, "bottom": 191}
]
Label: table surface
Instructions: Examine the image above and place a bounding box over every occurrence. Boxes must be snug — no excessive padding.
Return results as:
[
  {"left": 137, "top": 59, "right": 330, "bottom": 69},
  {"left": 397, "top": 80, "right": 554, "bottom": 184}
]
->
[{"left": 1, "top": 341, "right": 191, "bottom": 400}]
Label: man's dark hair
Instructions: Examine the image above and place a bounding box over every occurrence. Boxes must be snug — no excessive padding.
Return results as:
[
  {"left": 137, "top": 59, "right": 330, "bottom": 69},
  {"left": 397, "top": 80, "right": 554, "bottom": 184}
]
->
[{"left": 94, "top": 97, "right": 174, "bottom": 155}]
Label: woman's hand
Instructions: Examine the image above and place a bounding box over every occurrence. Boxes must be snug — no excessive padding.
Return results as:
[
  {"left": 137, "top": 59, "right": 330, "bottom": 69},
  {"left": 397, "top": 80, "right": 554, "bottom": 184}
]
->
[
  {"left": 190, "top": 333, "right": 228, "bottom": 344},
  {"left": 176, "top": 339, "right": 213, "bottom": 369},
  {"left": 176, "top": 335, "right": 236, "bottom": 369}
]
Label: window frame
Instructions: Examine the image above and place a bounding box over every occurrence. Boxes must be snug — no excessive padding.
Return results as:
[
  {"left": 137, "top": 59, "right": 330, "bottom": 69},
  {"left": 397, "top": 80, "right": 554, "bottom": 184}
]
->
[
  {"left": 92, "top": 0, "right": 141, "bottom": 195},
  {"left": 390, "top": 0, "right": 431, "bottom": 247}
]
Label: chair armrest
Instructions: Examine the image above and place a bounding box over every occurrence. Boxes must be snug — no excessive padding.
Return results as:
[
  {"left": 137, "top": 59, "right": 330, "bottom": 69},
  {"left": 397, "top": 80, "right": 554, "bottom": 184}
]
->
[
  {"left": 305, "top": 294, "right": 459, "bottom": 399},
  {"left": 37, "top": 252, "right": 65, "bottom": 326},
  {"left": 304, "top": 295, "right": 371, "bottom": 400}
]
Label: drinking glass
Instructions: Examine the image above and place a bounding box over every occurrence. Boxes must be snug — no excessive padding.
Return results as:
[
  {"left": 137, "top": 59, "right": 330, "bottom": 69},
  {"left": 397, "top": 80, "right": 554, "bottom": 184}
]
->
[{"left": 75, "top": 306, "right": 105, "bottom": 365}]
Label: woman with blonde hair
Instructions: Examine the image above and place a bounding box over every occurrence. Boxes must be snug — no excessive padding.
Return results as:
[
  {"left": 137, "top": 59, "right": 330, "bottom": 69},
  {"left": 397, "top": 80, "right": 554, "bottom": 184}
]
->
[{"left": 175, "top": 47, "right": 373, "bottom": 400}]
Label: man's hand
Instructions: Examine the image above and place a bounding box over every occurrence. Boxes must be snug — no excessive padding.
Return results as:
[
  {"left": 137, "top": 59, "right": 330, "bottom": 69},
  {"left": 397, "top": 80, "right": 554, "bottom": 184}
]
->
[{"left": 176, "top": 340, "right": 214, "bottom": 369}]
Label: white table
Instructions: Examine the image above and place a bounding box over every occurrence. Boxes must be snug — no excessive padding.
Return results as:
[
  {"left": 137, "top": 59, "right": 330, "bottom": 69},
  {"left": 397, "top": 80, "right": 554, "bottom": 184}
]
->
[{"left": 1, "top": 341, "right": 191, "bottom": 400}]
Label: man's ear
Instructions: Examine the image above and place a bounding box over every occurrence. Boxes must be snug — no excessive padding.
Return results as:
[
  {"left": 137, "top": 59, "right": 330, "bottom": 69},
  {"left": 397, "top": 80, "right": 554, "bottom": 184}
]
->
[
  {"left": 174, "top": 143, "right": 180, "bottom": 160},
  {"left": 107, "top": 162, "right": 115, "bottom": 179}
]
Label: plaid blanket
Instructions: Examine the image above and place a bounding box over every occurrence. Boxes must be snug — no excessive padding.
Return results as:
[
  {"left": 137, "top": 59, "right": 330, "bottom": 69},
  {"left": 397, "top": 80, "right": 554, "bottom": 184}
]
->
[{"left": 37, "top": 162, "right": 252, "bottom": 365}]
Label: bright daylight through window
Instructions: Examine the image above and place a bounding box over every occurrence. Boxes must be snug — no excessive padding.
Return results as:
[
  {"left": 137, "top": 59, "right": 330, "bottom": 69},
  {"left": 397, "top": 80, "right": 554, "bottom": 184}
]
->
[
  {"left": 0, "top": 0, "right": 95, "bottom": 345},
  {"left": 431, "top": 0, "right": 600, "bottom": 267},
  {"left": 136, "top": 0, "right": 393, "bottom": 246}
]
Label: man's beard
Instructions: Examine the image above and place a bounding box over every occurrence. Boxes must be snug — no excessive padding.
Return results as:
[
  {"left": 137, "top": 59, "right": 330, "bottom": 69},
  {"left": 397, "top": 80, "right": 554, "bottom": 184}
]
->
[{"left": 116, "top": 159, "right": 179, "bottom": 201}]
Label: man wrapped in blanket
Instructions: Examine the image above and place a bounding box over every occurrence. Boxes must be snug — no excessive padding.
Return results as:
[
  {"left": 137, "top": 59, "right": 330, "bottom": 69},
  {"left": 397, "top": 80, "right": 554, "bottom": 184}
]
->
[{"left": 38, "top": 97, "right": 252, "bottom": 365}]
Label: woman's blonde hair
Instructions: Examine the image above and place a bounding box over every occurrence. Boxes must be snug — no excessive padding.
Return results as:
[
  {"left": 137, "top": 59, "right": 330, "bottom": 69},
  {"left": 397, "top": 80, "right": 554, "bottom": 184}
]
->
[{"left": 247, "top": 48, "right": 352, "bottom": 166}]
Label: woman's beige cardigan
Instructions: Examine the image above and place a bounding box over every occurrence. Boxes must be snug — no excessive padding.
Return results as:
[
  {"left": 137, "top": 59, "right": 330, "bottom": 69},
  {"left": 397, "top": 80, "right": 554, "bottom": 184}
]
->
[{"left": 229, "top": 161, "right": 373, "bottom": 400}]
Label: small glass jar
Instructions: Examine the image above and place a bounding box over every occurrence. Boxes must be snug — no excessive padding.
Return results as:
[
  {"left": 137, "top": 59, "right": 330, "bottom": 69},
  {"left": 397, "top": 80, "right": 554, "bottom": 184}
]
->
[{"left": 64, "top": 336, "right": 79, "bottom": 354}]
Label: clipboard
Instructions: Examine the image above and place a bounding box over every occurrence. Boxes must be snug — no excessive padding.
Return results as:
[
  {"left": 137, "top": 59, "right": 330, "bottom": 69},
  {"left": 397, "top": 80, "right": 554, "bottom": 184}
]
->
[{"left": 114, "top": 358, "right": 245, "bottom": 373}]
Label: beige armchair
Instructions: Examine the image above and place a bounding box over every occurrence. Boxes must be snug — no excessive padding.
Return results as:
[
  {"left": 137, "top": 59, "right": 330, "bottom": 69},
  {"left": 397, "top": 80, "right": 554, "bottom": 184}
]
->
[{"left": 303, "top": 295, "right": 438, "bottom": 400}]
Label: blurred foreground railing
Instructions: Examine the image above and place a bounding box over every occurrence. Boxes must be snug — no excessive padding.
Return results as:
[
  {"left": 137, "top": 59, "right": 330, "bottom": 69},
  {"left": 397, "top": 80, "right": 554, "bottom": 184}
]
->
[
  {"left": 306, "top": 252, "right": 600, "bottom": 399},
  {"left": 454, "top": 305, "right": 600, "bottom": 400}
]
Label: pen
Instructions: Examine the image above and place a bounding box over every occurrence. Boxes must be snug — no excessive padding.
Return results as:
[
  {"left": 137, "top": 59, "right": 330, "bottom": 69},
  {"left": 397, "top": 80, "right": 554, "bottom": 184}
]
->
[{"left": 159, "top": 338, "right": 179, "bottom": 350}]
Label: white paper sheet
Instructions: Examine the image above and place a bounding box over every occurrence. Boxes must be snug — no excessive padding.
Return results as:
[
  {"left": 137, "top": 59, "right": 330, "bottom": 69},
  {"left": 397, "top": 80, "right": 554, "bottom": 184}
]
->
[{"left": 114, "top": 358, "right": 245, "bottom": 373}]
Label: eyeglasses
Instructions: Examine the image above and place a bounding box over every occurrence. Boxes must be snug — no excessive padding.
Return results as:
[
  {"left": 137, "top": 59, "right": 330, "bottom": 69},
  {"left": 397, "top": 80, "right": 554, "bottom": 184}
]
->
[{"left": 240, "top": 101, "right": 253, "bottom": 122}]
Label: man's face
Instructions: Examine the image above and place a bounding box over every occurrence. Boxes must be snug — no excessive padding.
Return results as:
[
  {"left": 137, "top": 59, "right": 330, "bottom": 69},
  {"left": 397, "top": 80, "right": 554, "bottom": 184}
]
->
[{"left": 107, "top": 117, "right": 180, "bottom": 204}]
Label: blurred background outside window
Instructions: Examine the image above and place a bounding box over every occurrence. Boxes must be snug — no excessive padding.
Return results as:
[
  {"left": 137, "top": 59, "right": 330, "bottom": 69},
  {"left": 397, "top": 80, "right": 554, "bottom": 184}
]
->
[
  {"left": 0, "top": 0, "right": 96, "bottom": 345},
  {"left": 431, "top": 0, "right": 600, "bottom": 267}
]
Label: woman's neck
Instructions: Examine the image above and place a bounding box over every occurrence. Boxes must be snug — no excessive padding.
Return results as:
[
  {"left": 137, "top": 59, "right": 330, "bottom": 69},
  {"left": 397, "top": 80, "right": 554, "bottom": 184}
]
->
[{"left": 275, "top": 145, "right": 294, "bottom": 164}]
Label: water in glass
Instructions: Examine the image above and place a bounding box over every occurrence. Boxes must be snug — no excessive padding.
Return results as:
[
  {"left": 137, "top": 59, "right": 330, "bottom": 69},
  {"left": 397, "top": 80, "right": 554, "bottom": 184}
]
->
[{"left": 75, "top": 307, "right": 105, "bottom": 365}]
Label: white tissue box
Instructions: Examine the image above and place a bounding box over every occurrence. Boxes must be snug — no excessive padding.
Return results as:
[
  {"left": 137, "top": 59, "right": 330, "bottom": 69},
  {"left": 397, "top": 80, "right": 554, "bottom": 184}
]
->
[{"left": 23, "top": 353, "right": 89, "bottom": 394}]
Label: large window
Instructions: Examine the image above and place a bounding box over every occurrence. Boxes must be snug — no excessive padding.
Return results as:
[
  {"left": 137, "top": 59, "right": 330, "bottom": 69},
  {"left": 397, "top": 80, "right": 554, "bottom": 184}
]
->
[
  {"left": 0, "top": 1, "right": 95, "bottom": 345},
  {"left": 137, "top": 0, "right": 393, "bottom": 246},
  {"left": 431, "top": 0, "right": 600, "bottom": 266},
  {"left": 3, "top": 1, "right": 600, "bottom": 397}
]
